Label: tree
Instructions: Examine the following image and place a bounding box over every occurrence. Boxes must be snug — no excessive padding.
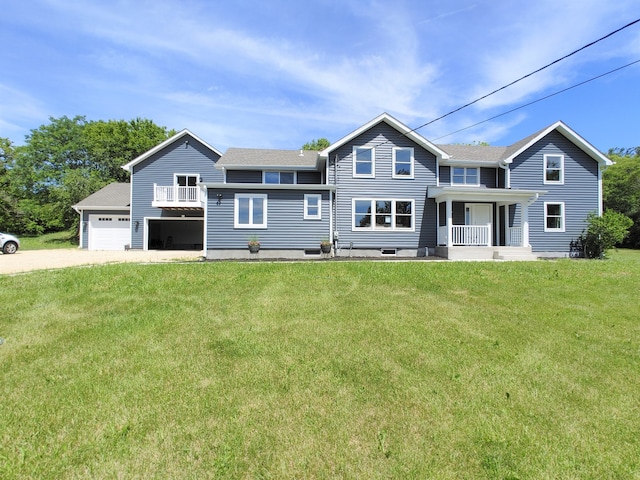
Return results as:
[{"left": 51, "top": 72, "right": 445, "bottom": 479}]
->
[
  {"left": 302, "top": 138, "right": 330, "bottom": 151},
  {"left": 6, "top": 116, "right": 176, "bottom": 234},
  {"left": 0, "top": 137, "right": 19, "bottom": 231},
  {"left": 604, "top": 147, "right": 640, "bottom": 247}
]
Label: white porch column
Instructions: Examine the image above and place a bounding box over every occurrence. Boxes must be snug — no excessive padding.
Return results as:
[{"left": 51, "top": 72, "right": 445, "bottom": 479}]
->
[
  {"left": 521, "top": 201, "right": 530, "bottom": 247},
  {"left": 446, "top": 199, "right": 453, "bottom": 247}
]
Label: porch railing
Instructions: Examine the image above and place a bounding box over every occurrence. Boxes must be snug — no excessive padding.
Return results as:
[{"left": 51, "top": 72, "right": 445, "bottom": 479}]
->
[
  {"left": 452, "top": 224, "right": 491, "bottom": 246},
  {"left": 508, "top": 226, "right": 522, "bottom": 247},
  {"left": 154, "top": 185, "right": 199, "bottom": 204},
  {"left": 439, "top": 224, "right": 492, "bottom": 246}
]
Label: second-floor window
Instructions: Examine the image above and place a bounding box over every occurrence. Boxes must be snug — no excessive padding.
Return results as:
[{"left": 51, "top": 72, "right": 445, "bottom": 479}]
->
[
  {"left": 353, "top": 146, "right": 375, "bottom": 178},
  {"left": 393, "top": 147, "right": 414, "bottom": 178},
  {"left": 264, "top": 171, "right": 295, "bottom": 184},
  {"left": 452, "top": 167, "right": 479, "bottom": 186},
  {"left": 544, "top": 154, "right": 564, "bottom": 184},
  {"left": 176, "top": 174, "right": 198, "bottom": 187}
]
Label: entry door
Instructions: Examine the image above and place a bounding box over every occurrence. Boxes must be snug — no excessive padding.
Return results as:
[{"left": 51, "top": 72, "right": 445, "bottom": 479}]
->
[
  {"left": 465, "top": 204, "right": 492, "bottom": 245},
  {"left": 466, "top": 204, "right": 492, "bottom": 225}
]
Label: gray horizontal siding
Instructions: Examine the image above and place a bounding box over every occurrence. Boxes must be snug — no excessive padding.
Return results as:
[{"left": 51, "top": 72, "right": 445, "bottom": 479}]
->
[
  {"left": 226, "top": 170, "right": 262, "bottom": 183},
  {"left": 438, "top": 166, "right": 496, "bottom": 187},
  {"left": 329, "top": 122, "right": 438, "bottom": 249},
  {"left": 130, "top": 134, "right": 221, "bottom": 249},
  {"left": 510, "top": 130, "right": 600, "bottom": 252},
  {"left": 225, "top": 169, "right": 322, "bottom": 184},
  {"left": 206, "top": 188, "right": 331, "bottom": 249}
]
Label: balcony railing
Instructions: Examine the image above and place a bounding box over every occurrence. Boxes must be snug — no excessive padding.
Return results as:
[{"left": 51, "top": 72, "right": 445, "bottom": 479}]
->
[{"left": 153, "top": 185, "right": 201, "bottom": 207}]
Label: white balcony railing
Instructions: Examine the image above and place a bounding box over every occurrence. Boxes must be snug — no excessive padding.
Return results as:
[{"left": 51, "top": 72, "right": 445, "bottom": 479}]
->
[{"left": 153, "top": 185, "right": 200, "bottom": 206}]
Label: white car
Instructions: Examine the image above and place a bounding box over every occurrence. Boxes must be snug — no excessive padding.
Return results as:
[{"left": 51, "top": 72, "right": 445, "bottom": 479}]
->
[{"left": 0, "top": 232, "right": 20, "bottom": 254}]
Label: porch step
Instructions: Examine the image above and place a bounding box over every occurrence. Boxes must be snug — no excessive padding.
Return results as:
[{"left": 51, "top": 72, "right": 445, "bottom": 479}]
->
[{"left": 493, "top": 248, "right": 538, "bottom": 261}]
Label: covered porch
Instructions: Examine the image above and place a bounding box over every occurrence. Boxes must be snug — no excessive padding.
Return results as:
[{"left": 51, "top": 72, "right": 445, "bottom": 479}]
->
[{"left": 428, "top": 187, "right": 545, "bottom": 260}]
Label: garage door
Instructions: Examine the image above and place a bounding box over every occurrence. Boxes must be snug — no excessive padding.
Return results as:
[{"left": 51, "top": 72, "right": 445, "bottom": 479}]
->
[{"left": 88, "top": 215, "right": 131, "bottom": 250}]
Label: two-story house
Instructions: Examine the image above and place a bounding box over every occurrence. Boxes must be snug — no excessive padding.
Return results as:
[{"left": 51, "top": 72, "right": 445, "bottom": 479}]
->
[{"left": 73, "top": 113, "right": 612, "bottom": 259}]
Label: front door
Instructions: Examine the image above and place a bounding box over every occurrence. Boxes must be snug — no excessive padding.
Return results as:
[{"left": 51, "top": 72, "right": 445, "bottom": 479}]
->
[{"left": 465, "top": 203, "right": 493, "bottom": 246}]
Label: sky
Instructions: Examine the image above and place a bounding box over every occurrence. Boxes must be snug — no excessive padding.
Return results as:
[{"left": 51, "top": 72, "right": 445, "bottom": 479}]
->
[{"left": 1, "top": 0, "right": 639, "bottom": 153}]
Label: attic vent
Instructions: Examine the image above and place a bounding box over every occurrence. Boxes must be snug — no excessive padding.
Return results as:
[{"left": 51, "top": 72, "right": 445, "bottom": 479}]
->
[{"left": 299, "top": 149, "right": 304, "bottom": 156}]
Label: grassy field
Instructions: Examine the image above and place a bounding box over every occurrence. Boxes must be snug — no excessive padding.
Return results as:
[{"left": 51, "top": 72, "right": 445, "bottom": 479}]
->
[
  {"left": 1, "top": 252, "right": 639, "bottom": 478},
  {"left": 16, "top": 230, "right": 78, "bottom": 250}
]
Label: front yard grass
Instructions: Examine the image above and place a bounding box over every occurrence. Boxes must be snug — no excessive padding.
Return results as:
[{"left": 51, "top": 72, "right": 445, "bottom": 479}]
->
[{"left": 1, "top": 251, "right": 639, "bottom": 478}]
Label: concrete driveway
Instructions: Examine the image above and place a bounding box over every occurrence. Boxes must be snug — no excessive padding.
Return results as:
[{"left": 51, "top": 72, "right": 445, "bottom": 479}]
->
[{"left": 0, "top": 249, "right": 202, "bottom": 275}]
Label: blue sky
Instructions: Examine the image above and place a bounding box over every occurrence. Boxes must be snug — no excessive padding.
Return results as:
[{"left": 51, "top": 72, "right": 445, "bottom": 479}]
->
[{"left": 1, "top": 0, "right": 639, "bottom": 152}]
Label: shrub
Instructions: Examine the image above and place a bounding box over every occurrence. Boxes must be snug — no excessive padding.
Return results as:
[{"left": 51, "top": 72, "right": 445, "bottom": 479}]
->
[{"left": 581, "top": 210, "right": 633, "bottom": 258}]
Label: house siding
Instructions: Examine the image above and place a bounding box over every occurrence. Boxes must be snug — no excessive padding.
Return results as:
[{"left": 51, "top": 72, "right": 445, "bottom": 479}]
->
[
  {"left": 330, "top": 122, "right": 437, "bottom": 251},
  {"left": 130, "top": 135, "right": 221, "bottom": 249},
  {"left": 438, "top": 166, "right": 496, "bottom": 187},
  {"left": 226, "top": 170, "right": 262, "bottom": 183},
  {"left": 510, "top": 130, "right": 600, "bottom": 253},
  {"left": 206, "top": 188, "right": 331, "bottom": 249}
]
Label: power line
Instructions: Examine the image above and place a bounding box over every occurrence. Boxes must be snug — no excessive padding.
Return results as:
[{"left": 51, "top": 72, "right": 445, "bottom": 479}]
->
[
  {"left": 408, "top": 17, "right": 640, "bottom": 135},
  {"left": 433, "top": 58, "right": 640, "bottom": 141}
]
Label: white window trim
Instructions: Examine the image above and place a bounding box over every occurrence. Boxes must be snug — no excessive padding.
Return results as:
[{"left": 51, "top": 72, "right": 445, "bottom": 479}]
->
[
  {"left": 352, "top": 146, "right": 375, "bottom": 178},
  {"left": 234, "top": 193, "right": 268, "bottom": 229},
  {"left": 543, "top": 154, "right": 564, "bottom": 185},
  {"left": 392, "top": 147, "right": 414, "bottom": 179},
  {"left": 304, "top": 194, "right": 322, "bottom": 220},
  {"left": 262, "top": 171, "right": 297, "bottom": 184},
  {"left": 351, "top": 198, "right": 415, "bottom": 232},
  {"left": 544, "top": 202, "right": 565, "bottom": 232},
  {"left": 451, "top": 167, "right": 480, "bottom": 186}
]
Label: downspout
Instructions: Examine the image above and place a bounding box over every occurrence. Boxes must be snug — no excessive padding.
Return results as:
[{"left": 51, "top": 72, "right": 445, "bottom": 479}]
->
[{"left": 333, "top": 154, "right": 339, "bottom": 252}]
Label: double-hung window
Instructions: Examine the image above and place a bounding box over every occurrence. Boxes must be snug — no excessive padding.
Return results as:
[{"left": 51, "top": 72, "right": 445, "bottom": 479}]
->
[
  {"left": 304, "top": 194, "right": 322, "bottom": 220},
  {"left": 264, "top": 171, "right": 295, "bottom": 184},
  {"left": 235, "top": 194, "right": 267, "bottom": 228},
  {"left": 353, "top": 146, "right": 375, "bottom": 177},
  {"left": 544, "top": 154, "right": 564, "bottom": 184},
  {"left": 353, "top": 199, "right": 414, "bottom": 231},
  {"left": 451, "top": 167, "right": 479, "bottom": 185},
  {"left": 544, "top": 202, "right": 565, "bottom": 232},
  {"left": 392, "top": 147, "right": 414, "bottom": 178}
]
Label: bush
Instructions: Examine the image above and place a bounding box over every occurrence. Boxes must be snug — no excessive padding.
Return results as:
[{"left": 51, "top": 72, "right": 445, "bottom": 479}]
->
[{"left": 581, "top": 210, "right": 633, "bottom": 258}]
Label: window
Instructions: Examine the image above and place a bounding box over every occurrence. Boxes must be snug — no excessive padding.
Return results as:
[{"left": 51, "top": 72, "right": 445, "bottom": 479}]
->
[
  {"left": 544, "top": 202, "right": 565, "bottom": 232},
  {"left": 451, "top": 167, "right": 479, "bottom": 185},
  {"left": 304, "top": 194, "right": 322, "bottom": 220},
  {"left": 263, "top": 171, "right": 295, "bottom": 184},
  {"left": 234, "top": 194, "right": 267, "bottom": 228},
  {"left": 353, "top": 146, "right": 375, "bottom": 177},
  {"left": 393, "top": 147, "right": 414, "bottom": 178},
  {"left": 544, "top": 154, "right": 564, "bottom": 184},
  {"left": 352, "top": 199, "right": 414, "bottom": 231},
  {"left": 175, "top": 174, "right": 199, "bottom": 187}
]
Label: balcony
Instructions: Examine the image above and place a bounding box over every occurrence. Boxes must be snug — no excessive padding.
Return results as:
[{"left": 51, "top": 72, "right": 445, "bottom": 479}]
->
[{"left": 152, "top": 184, "right": 202, "bottom": 209}]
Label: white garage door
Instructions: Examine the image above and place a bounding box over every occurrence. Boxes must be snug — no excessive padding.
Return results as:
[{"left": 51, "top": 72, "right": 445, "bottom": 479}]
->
[{"left": 88, "top": 215, "right": 131, "bottom": 250}]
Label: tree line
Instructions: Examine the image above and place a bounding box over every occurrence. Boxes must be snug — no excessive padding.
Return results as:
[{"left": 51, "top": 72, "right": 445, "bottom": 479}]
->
[
  {"left": 1, "top": 116, "right": 638, "bottom": 248},
  {"left": 1, "top": 116, "right": 175, "bottom": 235}
]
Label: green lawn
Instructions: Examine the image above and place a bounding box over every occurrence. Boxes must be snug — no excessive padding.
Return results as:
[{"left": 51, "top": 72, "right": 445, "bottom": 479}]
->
[
  {"left": 1, "top": 252, "right": 639, "bottom": 478},
  {"left": 17, "top": 230, "right": 78, "bottom": 250}
]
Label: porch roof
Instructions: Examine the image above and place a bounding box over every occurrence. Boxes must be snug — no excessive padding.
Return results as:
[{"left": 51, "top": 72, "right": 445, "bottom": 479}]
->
[{"left": 428, "top": 186, "right": 546, "bottom": 203}]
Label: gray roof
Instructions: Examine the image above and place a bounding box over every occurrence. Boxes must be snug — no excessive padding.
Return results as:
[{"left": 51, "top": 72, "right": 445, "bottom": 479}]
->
[
  {"left": 73, "top": 183, "right": 130, "bottom": 209},
  {"left": 436, "top": 144, "right": 509, "bottom": 162},
  {"left": 217, "top": 148, "right": 320, "bottom": 169}
]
